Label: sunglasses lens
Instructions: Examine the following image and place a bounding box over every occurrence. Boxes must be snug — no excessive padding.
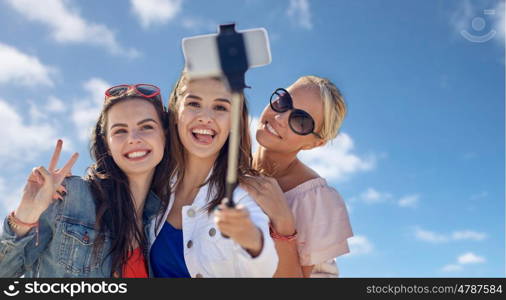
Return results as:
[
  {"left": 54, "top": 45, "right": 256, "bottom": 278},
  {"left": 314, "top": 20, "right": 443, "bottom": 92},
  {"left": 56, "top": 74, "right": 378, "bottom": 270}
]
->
[
  {"left": 107, "top": 86, "right": 128, "bottom": 97},
  {"left": 290, "top": 110, "right": 314, "bottom": 135},
  {"left": 137, "top": 84, "right": 159, "bottom": 97},
  {"left": 270, "top": 89, "right": 292, "bottom": 112}
]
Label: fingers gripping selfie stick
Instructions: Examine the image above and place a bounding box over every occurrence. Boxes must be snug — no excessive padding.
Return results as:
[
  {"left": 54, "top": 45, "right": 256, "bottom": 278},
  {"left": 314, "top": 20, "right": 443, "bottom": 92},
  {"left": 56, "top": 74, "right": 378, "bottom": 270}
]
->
[{"left": 182, "top": 23, "right": 271, "bottom": 207}]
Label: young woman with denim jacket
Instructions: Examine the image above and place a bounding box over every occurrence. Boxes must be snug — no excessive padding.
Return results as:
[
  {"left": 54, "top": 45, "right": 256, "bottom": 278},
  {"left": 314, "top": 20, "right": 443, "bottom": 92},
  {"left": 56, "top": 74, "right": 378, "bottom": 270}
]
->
[
  {"left": 0, "top": 85, "right": 171, "bottom": 277},
  {"left": 148, "top": 74, "right": 278, "bottom": 277}
]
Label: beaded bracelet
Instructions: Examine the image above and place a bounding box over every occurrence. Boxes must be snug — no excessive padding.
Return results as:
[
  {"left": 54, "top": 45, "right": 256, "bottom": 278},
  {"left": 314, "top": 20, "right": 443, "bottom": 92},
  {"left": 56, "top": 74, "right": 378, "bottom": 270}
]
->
[
  {"left": 269, "top": 223, "right": 297, "bottom": 242},
  {"left": 8, "top": 211, "right": 39, "bottom": 246}
]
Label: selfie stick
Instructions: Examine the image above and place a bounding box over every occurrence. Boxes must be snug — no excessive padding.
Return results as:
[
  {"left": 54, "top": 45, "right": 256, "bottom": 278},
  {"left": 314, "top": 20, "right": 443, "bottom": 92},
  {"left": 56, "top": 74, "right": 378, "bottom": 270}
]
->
[
  {"left": 216, "top": 24, "right": 249, "bottom": 208},
  {"left": 182, "top": 23, "right": 271, "bottom": 216}
]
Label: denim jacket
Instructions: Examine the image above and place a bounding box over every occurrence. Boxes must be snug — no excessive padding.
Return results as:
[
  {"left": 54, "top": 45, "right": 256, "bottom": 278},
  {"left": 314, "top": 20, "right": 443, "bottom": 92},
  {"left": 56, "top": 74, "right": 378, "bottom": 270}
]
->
[{"left": 0, "top": 176, "right": 162, "bottom": 278}]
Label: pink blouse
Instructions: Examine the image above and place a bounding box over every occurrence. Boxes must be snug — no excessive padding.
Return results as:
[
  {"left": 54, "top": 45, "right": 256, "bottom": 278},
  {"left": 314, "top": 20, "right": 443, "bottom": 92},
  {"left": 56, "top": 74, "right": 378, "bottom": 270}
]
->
[{"left": 284, "top": 177, "right": 353, "bottom": 277}]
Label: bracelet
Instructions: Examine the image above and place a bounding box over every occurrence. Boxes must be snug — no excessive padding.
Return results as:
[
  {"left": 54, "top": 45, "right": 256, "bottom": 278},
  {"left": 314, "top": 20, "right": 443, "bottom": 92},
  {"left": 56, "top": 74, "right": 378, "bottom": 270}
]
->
[
  {"left": 8, "top": 211, "right": 40, "bottom": 246},
  {"left": 269, "top": 223, "right": 297, "bottom": 242}
]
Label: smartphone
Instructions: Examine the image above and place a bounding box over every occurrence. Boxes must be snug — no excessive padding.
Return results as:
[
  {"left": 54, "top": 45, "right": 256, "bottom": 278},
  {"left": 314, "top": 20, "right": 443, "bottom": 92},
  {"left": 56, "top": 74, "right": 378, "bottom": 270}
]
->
[{"left": 182, "top": 27, "right": 271, "bottom": 78}]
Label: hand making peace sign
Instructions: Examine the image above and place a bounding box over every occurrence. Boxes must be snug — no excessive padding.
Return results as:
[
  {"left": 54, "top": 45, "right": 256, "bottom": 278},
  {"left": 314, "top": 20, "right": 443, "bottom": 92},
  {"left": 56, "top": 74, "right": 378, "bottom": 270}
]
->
[{"left": 15, "top": 139, "right": 79, "bottom": 224}]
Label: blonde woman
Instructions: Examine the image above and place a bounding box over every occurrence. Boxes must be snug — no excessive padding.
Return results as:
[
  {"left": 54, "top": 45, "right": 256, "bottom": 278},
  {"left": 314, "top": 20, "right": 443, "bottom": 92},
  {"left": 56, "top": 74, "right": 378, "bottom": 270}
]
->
[{"left": 245, "top": 76, "right": 353, "bottom": 277}]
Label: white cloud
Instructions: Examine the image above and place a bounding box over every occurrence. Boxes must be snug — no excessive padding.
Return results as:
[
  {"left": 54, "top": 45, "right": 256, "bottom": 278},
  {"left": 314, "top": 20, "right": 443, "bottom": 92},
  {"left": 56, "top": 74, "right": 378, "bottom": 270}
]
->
[
  {"left": 414, "top": 227, "right": 448, "bottom": 243},
  {"left": 181, "top": 16, "right": 217, "bottom": 33},
  {"left": 441, "top": 264, "right": 464, "bottom": 273},
  {"left": 452, "top": 230, "right": 487, "bottom": 241},
  {"left": 0, "top": 178, "right": 6, "bottom": 216},
  {"left": 131, "top": 0, "right": 182, "bottom": 29},
  {"left": 360, "top": 188, "right": 391, "bottom": 204},
  {"left": 130, "top": 0, "right": 215, "bottom": 33},
  {"left": 298, "top": 133, "right": 376, "bottom": 181},
  {"left": 0, "top": 99, "right": 72, "bottom": 167},
  {"left": 5, "top": 186, "right": 22, "bottom": 217},
  {"left": 71, "top": 78, "right": 110, "bottom": 141},
  {"left": 28, "top": 97, "right": 67, "bottom": 121},
  {"left": 24, "top": 96, "right": 66, "bottom": 123},
  {"left": 0, "top": 99, "right": 57, "bottom": 165},
  {"left": 458, "top": 252, "right": 486, "bottom": 264},
  {"left": 0, "top": 178, "right": 24, "bottom": 218},
  {"left": 28, "top": 100, "right": 46, "bottom": 122},
  {"left": 353, "top": 189, "right": 419, "bottom": 207},
  {"left": 346, "top": 235, "right": 373, "bottom": 256},
  {"left": 414, "top": 227, "right": 488, "bottom": 243},
  {"left": 441, "top": 252, "right": 486, "bottom": 273},
  {"left": 46, "top": 96, "right": 66, "bottom": 113},
  {"left": 352, "top": 187, "right": 393, "bottom": 205},
  {"left": 0, "top": 43, "right": 56, "bottom": 87},
  {"left": 398, "top": 194, "right": 420, "bottom": 208},
  {"left": 362, "top": 188, "right": 381, "bottom": 201},
  {"left": 5, "top": 0, "right": 139, "bottom": 58},
  {"left": 287, "top": 0, "right": 312, "bottom": 30}
]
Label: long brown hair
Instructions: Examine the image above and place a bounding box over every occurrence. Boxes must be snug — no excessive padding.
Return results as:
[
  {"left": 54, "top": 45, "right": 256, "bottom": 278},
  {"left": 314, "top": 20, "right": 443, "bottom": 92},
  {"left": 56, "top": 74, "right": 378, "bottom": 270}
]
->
[
  {"left": 86, "top": 91, "right": 171, "bottom": 276},
  {"left": 167, "top": 73, "right": 257, "bottom": 213}
]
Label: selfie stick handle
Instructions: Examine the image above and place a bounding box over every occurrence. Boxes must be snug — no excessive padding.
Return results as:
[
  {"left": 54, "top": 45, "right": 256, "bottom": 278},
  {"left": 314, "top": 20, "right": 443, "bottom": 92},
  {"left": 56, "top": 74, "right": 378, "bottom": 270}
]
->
[
  {"left": 217, "top": 23, "right": 249, "bottom": 239},
  {"left": 224, "top": 92, "right": 243, "bottom": 208},
  {"left": 218, "top": 23, "right": 249, "bottom": 208}
]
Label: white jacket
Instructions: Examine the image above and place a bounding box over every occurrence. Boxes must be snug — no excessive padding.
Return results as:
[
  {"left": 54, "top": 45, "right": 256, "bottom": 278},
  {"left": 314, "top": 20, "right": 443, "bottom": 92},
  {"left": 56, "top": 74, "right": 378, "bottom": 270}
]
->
[{"left": 148, "top": 183, "right": 278, "bottom": 278}]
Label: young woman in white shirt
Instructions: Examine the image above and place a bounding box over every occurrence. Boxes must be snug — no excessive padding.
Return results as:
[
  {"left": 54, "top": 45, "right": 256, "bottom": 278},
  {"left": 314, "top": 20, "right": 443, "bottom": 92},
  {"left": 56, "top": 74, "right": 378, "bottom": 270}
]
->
[{"left": 148, "top": 74, "right": 278, "bottom": 278}]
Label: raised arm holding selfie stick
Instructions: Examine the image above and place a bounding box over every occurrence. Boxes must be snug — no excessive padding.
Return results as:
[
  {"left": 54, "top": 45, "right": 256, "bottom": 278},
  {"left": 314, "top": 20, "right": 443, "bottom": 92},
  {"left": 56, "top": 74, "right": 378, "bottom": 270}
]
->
[{"left": 147, "top": 24, "right": 277, "bottom": 277}]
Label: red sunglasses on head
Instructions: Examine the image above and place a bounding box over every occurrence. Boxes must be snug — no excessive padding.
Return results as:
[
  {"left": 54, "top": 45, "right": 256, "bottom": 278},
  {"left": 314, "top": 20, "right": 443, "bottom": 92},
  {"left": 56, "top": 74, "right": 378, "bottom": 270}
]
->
[{"left": 105, "top": 84, "right": 161, "bottom": 99}]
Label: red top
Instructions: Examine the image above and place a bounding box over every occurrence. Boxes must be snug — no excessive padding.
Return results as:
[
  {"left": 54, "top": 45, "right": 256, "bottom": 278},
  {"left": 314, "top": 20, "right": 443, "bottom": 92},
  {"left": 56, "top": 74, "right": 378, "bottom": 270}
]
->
[{"left": 122, "top": 247, "right": 149, "bottom": 278}]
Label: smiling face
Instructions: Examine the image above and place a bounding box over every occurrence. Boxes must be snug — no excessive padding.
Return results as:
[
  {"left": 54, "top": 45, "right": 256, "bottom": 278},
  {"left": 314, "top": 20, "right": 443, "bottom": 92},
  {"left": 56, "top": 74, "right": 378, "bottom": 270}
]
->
[
  {"left": 105, "top": 98, "right": 165, "bottom": 177},
  {"left": 257, "top": 81, "right": 325, "bottom": 152},
  {"left": 176, "top": 78, "right": 232, "bottom": 161}
]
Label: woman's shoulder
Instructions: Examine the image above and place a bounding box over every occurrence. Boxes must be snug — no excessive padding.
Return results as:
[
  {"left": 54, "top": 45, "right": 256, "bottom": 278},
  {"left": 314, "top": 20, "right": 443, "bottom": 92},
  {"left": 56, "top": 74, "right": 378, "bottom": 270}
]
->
[
  {"left": 62, "top": 175, "right": 94, "bottom": 194},
  {"left": 61, "top": 176, "right": 96, "bottom": 207},
  {"left": 62, "top": 175, "right": 91, "bottom": 188},
  {"left": 284, "top": 177, "right": 330, "bottom": 195},
  {"left": 232, "top": 185, "right": 252, "bottom": 205},
  {"left": 232, "top": 185, "right": 265, "bottom": 211},
  {"left": 231, "top": 184, "right": 271, "bottom": 225},
  {"left": 284, "top": 176, "right": 344, "bottom": 206}
]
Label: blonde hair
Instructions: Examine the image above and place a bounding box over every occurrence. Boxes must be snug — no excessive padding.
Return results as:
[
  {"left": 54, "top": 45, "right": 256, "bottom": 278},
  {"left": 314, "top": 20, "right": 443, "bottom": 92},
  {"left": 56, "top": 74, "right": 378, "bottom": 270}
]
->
[{"left": 294, "top": 75, "right": 347, "bottom": 141}]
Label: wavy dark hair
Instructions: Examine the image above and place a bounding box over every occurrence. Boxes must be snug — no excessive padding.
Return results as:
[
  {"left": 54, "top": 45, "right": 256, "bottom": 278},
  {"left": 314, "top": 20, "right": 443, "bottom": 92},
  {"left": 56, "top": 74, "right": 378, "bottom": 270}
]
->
[
  {"left": 86, "top": 91, "right": 171, "bottom": 277},
  {"left": 167, "top": 72, "right": 258, "bottom": 213}
]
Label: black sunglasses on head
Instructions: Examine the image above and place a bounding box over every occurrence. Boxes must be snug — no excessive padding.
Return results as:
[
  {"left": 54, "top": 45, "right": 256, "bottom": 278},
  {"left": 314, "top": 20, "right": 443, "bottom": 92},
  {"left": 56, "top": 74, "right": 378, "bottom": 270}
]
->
[{"left": 269, "top": 88, "right": 322, "bottom": 139}]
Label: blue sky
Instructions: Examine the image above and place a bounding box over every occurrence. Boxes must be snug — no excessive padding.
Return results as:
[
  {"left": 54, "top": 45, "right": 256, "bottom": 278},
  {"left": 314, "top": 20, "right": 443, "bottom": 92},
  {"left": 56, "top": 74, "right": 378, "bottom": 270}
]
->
[{"left": 0, "top": 0, "right": 504, "bottom": 277}]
